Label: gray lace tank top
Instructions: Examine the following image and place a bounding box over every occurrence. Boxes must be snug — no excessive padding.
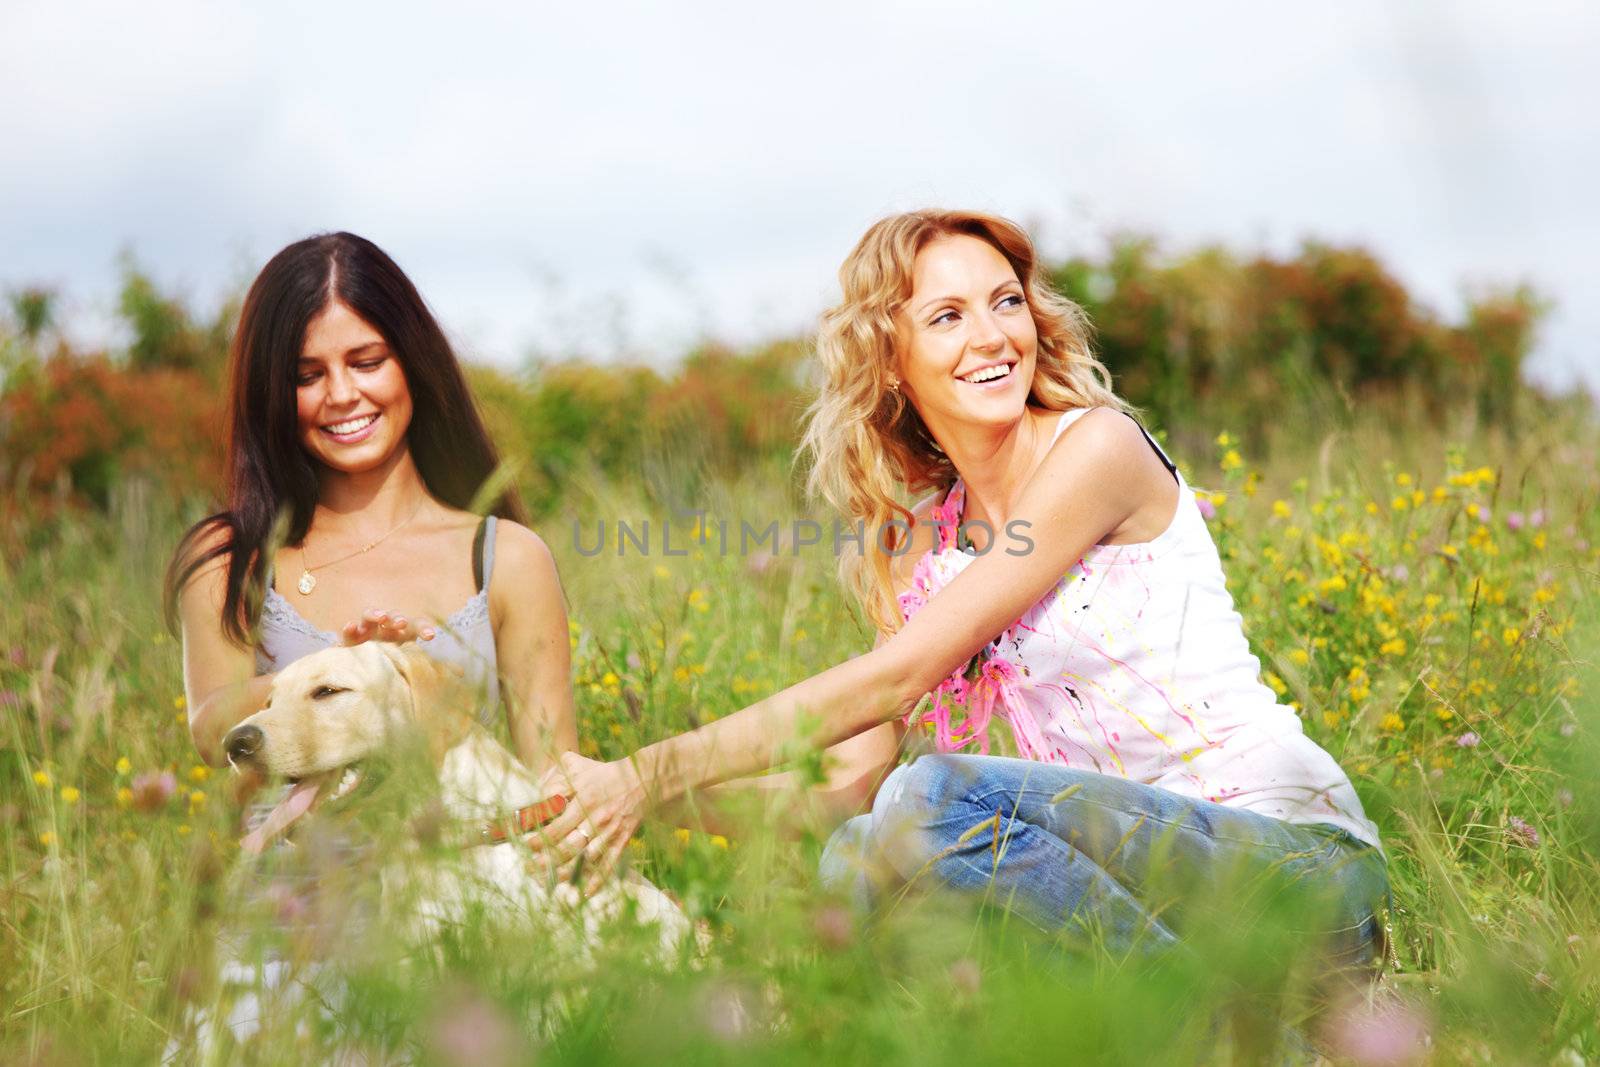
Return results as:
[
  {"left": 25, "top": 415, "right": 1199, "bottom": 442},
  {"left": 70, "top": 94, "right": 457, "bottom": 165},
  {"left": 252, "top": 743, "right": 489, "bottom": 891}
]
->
[{"left": 255, "top": 515, "right": 501, "bottom": 724}]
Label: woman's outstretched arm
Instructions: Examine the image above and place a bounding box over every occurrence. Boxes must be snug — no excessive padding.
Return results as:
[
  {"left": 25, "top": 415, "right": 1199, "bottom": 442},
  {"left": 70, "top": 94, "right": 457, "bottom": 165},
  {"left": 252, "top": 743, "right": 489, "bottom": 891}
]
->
[{"left": 535, "top": 409, "right": 1169, "bottom": 886}]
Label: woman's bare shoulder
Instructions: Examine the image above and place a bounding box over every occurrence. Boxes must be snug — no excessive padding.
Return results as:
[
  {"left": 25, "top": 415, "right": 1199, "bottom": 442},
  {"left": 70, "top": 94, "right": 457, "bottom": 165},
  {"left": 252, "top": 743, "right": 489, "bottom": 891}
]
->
[{"left": 488, "top": 519, "right": 561, "bottom": 586}]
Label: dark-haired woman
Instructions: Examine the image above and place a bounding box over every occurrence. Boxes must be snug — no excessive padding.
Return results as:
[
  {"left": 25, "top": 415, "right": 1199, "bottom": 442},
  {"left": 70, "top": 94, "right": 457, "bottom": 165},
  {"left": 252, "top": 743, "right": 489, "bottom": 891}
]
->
[{"left": 167, "top": 232, "right": 577, "bottom": 780}]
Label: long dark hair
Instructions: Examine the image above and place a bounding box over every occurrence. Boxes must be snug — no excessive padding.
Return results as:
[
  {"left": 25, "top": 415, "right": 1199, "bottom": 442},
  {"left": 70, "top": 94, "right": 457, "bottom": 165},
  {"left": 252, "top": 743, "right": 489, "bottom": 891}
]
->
[{"left": 163, "top": 232, "right": 526, "bottom": 646}]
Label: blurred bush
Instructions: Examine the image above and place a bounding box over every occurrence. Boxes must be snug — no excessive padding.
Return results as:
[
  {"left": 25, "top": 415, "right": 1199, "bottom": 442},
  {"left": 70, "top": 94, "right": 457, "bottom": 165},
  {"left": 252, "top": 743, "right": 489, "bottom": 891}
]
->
[{"left": 0, "top": 238, "right": 1566, "bottom": 515}]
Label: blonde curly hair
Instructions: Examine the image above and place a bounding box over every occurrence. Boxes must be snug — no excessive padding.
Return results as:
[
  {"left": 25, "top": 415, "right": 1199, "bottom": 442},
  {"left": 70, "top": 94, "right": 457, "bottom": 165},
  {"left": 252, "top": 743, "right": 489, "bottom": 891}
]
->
[{"left": 799, "top": 209, "right": 1129, "bottom": 633}]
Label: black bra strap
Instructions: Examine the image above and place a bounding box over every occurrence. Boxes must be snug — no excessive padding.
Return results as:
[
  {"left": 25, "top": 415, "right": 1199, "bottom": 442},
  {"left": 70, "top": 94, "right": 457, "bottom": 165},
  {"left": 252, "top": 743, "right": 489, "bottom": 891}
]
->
[{"left": 1127, "top": 414, "right": 1180, "bottom": 484}]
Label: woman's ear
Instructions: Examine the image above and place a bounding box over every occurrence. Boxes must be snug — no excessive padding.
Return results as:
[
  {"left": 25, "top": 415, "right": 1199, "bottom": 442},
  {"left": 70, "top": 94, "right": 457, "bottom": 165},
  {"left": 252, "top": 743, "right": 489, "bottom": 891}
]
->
[{"left": 372, "top": 642, "right": 473, "bottom": 761}]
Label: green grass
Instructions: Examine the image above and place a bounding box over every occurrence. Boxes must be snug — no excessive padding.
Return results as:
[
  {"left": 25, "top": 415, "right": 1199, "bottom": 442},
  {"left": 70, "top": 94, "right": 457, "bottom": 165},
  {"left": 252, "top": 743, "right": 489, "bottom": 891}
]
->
[{"left": 2, "top": 405, "right": 1597, "bottom": 1064}]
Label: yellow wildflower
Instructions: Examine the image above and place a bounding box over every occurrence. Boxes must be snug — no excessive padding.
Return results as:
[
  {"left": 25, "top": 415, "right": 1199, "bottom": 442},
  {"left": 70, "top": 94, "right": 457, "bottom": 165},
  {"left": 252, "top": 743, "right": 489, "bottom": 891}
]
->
[
  {"left": 1379, "top": 637, "right": 1406, "bottom": 657},
  {"left": 188, "top": 791, "right": 206, "bottom": 812},
  {"left": 1365, "top": 502, "right": 1379, "bottom": 515},
  {"left": 653, "top": 565, "right": 671, "bottom": 579},
  {"left": 1220, "top": 449, "right": 1243, "bottom": 472},
  {"left": 1215, "top": 431, "right": 1232, "bottom": 447},
  {"left": 189, "top": 765, "right": 210, "bottom": 783},
  {"left": 1502, "top": 627, "right": 1520, "bottom": 647},
  {"left": 1391, "top": 495, "right": 1408, "bottom": 512},
  {"left": 116, "top": 787, "right": 134, "bottom": 807},
  {"left": 38, "top": 832, "right": 55, "bottom": 847},
  {"left": 32, "top": 769, "right": 51, "bottom": 788},
  {"left": 1395, "top": 472, "right": 1412, "bottom": 487},
  {"left": 173, "top": 695, "right": 187, "bottom": 711},
  {"left": 60, "top": 787, "right": 80, "bottom": 804},
  {"left": 1379, "top": 713, "right": 1405, "bottom": 732},
  {"left": 673, "top": 828, "right": 692, "bottom": 845},
  {"left": 1271, "top": 499, "right": 1292, "bottom": 520},
  {"left": 1288, "top": 649, "right": 1310, "bottom": 666},
  {"left": 115, "top": 757, "right": 131, "bottom": 776},
  {"left": 710, "top": 835, "right": 730, "bottom": 850},
  {"left": 1264, "top": 672, "right": 1288, "bottom": 696}
]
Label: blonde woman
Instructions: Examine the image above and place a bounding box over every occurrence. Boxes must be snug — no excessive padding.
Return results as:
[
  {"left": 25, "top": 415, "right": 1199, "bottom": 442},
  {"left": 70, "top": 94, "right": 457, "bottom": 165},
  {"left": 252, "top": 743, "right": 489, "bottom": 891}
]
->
[{"left": 536, "top": 210, "right": 1387, "bottom": 965}]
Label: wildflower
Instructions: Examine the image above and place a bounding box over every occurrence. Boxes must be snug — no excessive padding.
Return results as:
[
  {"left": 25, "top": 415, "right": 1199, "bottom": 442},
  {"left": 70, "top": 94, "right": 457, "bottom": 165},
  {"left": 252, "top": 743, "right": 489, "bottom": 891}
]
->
[
  {"left": 1379, "top": 637, "right": 1406, "bottom": 657},
  {"left": 1271, "top": 499, "right": 1292, "bottom": 520},
  {"left": 1505, "top": 816, "right": 1540, "bottom": 849},
  {"left": 1529, "top": 508, "right": 1547, "bottom": 528},
  {"left": 32, "top": 769, "right": 51, "bottom": 788},
  {"left": 115, "top": 757, "right": 131, "bottom": 775},
  {"left": 653, "top": 564, "right": 671, "bottom": 579},
  {"left": 674, "top": 827, "right": 692, "bottom": 845},
  {"left": 173, "top": 695, "right": 186, "bottom": 711},
  {"left": 188, "top": 791, "right": 207, "bottom": 813},
  {"left": 1379, "top": 713, "right": 1404, "bottom": 732},
  {"left": 1395, "top": 472, "right": 1412, "bottom": 487},
  {"left": 1220, "top": 449, "right": 1243, "bottom": 472},
  {"left": 1506, "top": 511, "right": 1525, "bottom": 531},
  {"left": 1288, "top": 649, "right": 1309, "bottom": 666},
  {"left": 1501, "top": 627, "right": 1520, "bottom": 647},
  {"left": 1318, "top": 575, "right": 1348, "bottom": 595},
  {"left": 1432, "top": 705, "right": 1454, "bottom": 723},
  {"left": 793, "top": 628, "right": 808, "bottom": 642},
  {"left": 949, "top": 958, "right": 983, "bottom": 997},
  {"left": 813, "top": 906, "right": 854, "bottom": 951},
  {"left": 1195, "top": 496, "right": 1216, "bottom": 521},
  {"left": 1466, "top": 503, "right": 1489, "bottom": 522},
  {"left": 1214, "top": 431, "right": 1232, "bottom": 447},
  {"left": 116, "top": 787, "right": 134, "bottom": 808},
  {"left": 710, "top": 834, "right": 730, "bottom": 850},
  {"left": 1319, "top": 993, "right": 1430, "bottom": 1065},
  {"left": 129, "top": 771, "right": 177, "bottom": 812},
  {"left": 424, "top": 984, "right": 524, "bottom": 1067},
  {"left": 1391, "top": 495, "right": 1409, "bottom": 512},
  {"left": 188, "top": 765, "right": 210, "bottom": 783},
  {"left": 1439, "top": 544, "right": 1458, "bottom": 559},
  {"left": 38, "top": 831, "right": 55, "bottom": 847},
  {"left": 1456, "top": 731, "right": 1480, "bottom": 748},
  {"left": 1263, "top": 672, "right": 1287, "bottom": 696},
  {"left": 59, "top": 787, "right": 80, "bottom": 804}
]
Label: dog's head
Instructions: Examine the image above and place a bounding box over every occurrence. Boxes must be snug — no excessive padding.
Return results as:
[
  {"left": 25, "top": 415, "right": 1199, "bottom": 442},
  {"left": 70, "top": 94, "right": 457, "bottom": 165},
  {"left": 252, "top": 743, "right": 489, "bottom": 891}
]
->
[{"left": 226, "top": 642, "right": 476, "bottom": 853}]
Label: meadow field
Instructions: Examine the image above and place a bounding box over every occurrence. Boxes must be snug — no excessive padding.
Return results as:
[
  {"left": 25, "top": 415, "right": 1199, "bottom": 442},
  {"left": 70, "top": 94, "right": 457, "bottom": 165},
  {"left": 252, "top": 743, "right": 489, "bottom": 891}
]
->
[{"left": 3, "top": 247, "right": 1598, "bottom": 1063}]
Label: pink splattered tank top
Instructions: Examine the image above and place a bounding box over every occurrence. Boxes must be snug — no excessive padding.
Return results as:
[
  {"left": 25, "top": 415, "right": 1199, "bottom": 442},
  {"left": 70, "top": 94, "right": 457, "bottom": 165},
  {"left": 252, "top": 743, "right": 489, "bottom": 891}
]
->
[{"left": 899, "top": 407, "right": 1381, "bottom": 849}]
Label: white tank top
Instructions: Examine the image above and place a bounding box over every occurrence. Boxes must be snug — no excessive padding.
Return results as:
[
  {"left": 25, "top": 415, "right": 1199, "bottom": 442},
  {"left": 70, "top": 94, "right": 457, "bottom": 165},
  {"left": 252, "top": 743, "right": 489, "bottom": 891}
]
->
[{"left": 898, "top": 407, "right": 1381, "bottom": 849}]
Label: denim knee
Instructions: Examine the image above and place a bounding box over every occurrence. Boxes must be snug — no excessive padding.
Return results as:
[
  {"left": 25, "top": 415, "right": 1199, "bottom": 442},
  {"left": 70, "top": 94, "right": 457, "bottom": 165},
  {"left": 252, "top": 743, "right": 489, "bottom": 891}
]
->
[{"left": 871, "top": 755, "right": 990, "bottom": 883}]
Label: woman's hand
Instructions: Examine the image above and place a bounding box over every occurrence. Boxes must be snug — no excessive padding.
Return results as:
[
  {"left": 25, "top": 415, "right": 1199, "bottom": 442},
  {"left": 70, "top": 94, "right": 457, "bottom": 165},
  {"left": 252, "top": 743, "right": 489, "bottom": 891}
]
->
[
  {"left": 341, "top": 608, "right": 436, "bottom": 646},
  {"left": 528, "top": 751, "right": 649, "bottom": 895}
]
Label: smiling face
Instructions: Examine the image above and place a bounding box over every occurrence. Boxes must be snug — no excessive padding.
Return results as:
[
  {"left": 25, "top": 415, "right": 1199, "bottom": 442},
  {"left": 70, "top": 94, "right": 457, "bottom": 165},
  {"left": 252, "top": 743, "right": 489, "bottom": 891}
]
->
[
  {"left": 894, "top": 233, "right": 1038, "bottom": 439},
  {"left": 295, "top": 299, "right": 414, "bottom": 475}
]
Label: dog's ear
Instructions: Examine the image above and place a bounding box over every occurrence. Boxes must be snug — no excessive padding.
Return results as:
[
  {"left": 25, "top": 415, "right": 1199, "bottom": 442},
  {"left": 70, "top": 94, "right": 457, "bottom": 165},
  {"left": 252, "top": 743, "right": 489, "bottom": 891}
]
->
[{"left": 371, "top": 642, "right": 474, "bottom": 763}]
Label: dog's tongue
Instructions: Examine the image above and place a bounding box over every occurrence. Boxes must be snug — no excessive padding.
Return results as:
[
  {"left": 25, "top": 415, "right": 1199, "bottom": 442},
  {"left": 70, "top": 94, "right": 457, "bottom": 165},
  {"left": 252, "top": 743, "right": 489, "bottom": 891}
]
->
[{"left": 239, "top": 774, "right": 327, "bottom": 856}]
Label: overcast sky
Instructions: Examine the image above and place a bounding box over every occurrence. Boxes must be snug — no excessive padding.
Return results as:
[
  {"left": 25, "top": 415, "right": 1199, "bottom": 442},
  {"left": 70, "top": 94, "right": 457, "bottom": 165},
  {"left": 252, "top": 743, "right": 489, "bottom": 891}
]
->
[{"left": 2, "top": 0, "right": 1595, "bottom": 392}]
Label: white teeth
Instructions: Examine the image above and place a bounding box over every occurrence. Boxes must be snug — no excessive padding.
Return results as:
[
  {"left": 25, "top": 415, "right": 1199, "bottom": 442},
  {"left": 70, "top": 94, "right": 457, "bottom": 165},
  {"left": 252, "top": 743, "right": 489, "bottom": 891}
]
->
[
  {"left": 961, "top": 364, "right": 1012, "bottom": 384},
  {"left": 324, "top": 414, "right": 377, "bottom": 435}
]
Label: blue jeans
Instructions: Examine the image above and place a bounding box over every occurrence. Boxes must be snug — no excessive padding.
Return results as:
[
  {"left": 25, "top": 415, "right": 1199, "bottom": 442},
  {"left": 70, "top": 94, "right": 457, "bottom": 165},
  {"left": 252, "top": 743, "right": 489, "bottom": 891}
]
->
[{"left": 820, "top": 754, "right": 1388, "bottom": 968}]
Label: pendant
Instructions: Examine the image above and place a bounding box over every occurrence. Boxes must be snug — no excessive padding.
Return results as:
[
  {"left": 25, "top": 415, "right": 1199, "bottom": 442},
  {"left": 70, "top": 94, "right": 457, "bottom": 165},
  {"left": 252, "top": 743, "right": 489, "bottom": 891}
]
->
[{"left": 297, "top": 570, "right": 316, "bottom": 596}]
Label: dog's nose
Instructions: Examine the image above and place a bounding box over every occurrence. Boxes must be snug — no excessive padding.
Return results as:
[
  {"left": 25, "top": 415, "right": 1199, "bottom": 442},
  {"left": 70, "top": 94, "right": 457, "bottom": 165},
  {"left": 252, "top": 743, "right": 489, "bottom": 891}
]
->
[{"left": 224, "top": 724, "right": 264, "bottom": 764}]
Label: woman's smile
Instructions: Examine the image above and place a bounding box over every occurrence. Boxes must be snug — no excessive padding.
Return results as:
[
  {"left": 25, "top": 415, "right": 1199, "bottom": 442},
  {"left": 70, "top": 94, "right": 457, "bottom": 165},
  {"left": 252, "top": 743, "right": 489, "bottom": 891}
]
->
[{"left": 320, "top": 412, "right": 381, "bottom": 444}]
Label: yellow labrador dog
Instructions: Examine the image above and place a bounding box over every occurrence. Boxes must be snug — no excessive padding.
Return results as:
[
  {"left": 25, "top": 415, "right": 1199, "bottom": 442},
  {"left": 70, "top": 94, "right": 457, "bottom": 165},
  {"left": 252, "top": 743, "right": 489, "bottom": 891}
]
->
[{"left": 222, "top": 641, "right": 690, "bottom": 956}]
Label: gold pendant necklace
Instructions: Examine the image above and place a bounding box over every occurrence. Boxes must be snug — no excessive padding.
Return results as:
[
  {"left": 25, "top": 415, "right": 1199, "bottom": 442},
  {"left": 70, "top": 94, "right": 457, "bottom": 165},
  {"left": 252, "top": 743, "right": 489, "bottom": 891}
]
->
[{"left": 296, "top": 499, "right": 424, "bottom": 597}]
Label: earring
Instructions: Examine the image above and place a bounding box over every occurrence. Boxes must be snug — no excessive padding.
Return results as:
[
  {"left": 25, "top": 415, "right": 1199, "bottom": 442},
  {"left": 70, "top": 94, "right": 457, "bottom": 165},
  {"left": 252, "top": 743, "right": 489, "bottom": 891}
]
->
[{"left": 888, "top": 377, "right": 901, "bottom": 392}]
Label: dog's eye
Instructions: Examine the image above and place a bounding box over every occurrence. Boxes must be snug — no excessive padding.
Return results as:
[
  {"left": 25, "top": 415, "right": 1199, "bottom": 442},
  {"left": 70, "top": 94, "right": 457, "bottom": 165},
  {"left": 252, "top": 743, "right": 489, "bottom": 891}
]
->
[{"left": 310, "top": 685, "right": 348, "bottom": 700}]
